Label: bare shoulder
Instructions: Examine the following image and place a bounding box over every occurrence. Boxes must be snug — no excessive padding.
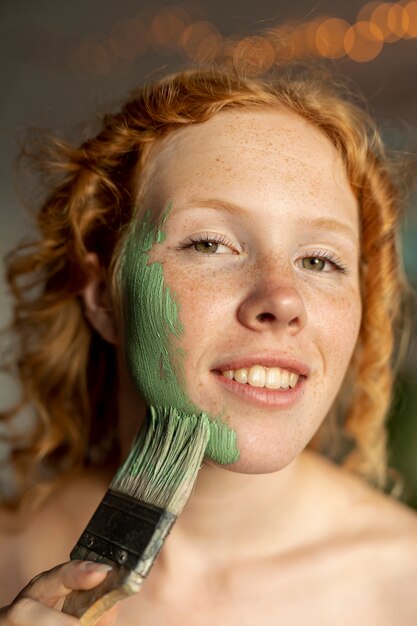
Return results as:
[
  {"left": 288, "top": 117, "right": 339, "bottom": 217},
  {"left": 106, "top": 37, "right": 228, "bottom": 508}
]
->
[
  {"left": 298, "top": 452, "right": 417, "bottom": 623},
  {"left": 354, "top": 489, "right": 417, "bottom": 623},
  {"left": 0, "top": 469, "right": 109, "bottom": 606},
  {"left": 313, "top": 450, "right": 417, "bottom": 543},
  {"left": 305, "top": 451, "right": 417, "bottom": 616},
  {"left": 303, "top": 449, "right": 417, "bottom": 520}
]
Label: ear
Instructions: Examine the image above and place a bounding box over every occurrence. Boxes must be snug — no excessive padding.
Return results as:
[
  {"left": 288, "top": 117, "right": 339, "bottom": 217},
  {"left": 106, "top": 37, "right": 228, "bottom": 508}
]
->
[{"left": 81, "top": 253, "right": 119, "bottom": 345}]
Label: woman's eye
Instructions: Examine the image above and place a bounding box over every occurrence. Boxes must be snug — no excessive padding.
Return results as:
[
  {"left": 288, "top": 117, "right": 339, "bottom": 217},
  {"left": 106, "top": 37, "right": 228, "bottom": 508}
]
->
[
  {"left": 300, "top": 254, "right": 347, "bottom": 273},
  {"left": 178, "top": 234, "right": 237, "bottom": 255},
  {"left": 302, "top": 257, "right": 327, "bottom": 271},
  {"left": 194, "top": 240, "right": 222, "bottom": 254}
]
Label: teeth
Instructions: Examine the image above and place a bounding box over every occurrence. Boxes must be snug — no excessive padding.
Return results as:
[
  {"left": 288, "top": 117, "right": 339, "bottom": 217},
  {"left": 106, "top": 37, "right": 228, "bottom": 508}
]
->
[
  {"left": 289, "top": 372, "right": 298, "bottom": 388},
  {"left": 280, "top": 369, "right": 290, "bottom": 389},
  {"left": 220, "top": 365, "right": 300, "bottom": 389},
  {"left": 265, "top": 367, "right": 282, "bottom": 389},
  {"left": 247, "top": 365, "right": 266, "bottom": 387},
  {"left": 234, "top": 368, "right": 248, "bottom": 384}
]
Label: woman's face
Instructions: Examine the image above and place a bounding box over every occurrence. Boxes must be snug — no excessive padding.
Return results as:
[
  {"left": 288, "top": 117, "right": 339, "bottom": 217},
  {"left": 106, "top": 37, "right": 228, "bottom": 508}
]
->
[{"left": 123, "top": 107, "right": 362, "bottom": 474}]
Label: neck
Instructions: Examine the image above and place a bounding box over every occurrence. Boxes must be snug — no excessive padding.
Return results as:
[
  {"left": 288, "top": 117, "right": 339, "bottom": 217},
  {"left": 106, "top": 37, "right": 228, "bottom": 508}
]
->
[
  {"left": 116, "top": 374, "right": 328, "bottom": 574},
  {"left": 159, "top": 452, "right": 320, "bottom": 576}
]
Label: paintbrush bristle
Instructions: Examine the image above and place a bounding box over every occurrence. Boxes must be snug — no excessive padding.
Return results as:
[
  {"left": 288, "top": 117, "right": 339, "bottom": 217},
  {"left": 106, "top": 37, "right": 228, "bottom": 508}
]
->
[
  {"left": 63, "top": 408, "right": 211, "bottom": 620},
  {"left": 111, "top": 407, "right": 210, "bottom": 515}
]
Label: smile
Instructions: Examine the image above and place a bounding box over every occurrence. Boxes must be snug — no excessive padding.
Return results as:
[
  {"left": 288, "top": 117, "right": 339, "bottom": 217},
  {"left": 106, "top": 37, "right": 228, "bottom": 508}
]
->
[
  {"left": 220, "top": 365, "right": 299, "bottom": 389},
  {"left": 211, "top": 356, "right": 309, "bottom": 408},
  {"left": 213, "top": 371, "right": 306, "bottom": 409}
]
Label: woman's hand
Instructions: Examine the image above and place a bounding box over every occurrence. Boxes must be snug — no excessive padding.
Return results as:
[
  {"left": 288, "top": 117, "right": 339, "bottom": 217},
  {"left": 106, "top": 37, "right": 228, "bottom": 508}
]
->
[{"left": 0, "top": 560, "right": 118, "bottom": 625}]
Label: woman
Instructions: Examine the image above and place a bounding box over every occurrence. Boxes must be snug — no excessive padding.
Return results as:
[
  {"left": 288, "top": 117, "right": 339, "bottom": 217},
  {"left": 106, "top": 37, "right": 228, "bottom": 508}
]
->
[{"left": 0, "top": 63, "right": 416, "bottom": 625}]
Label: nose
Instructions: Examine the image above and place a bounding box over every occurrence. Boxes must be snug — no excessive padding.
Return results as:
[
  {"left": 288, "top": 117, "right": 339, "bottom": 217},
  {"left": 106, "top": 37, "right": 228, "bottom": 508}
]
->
[{"left": 237, "top": 285, "right": 307, "bottom": 335}]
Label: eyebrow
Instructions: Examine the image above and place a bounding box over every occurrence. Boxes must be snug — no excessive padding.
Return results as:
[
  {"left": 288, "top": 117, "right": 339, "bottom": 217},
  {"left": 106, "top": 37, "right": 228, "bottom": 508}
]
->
[
  {"left": 173, "top": 196, "right": 248, "bottom": 217},
  {"left": 173, "top": 196, "right": 358, "bottom": 244},
  {"left": 299, "top": 216, "right": 359, "bottom": 245}
]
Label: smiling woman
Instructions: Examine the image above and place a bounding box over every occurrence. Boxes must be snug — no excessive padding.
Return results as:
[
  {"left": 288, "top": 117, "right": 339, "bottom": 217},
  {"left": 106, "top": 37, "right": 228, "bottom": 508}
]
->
[
  {"left": 134, "top": 106, "right": 362, "bottom": 476},
  {"left": 0, "top": 63, "right": 416, "bottom": 625}
]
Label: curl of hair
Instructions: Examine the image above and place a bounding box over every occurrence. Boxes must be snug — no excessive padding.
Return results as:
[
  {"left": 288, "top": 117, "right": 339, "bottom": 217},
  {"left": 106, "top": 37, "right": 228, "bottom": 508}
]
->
[{"left": 0, "top": 62, "right": 407, "bottom": 512}]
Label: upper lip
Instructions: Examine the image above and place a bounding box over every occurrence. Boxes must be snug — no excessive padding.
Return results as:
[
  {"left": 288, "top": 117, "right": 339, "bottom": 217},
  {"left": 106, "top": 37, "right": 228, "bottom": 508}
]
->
[{"left": 211, "top": 355, "right": 311, "bottom": 377}]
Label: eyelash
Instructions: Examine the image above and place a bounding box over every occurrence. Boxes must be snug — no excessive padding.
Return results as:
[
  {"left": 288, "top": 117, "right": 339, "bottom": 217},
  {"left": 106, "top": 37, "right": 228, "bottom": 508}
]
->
[
  {"left": 177, "top": 236, "right": 349, "bottom": 273},
  {"left": 177, "top": 233, "right": 238, "bottom": 253},
  {"left": 302, "top": 249, "right": 349, "bottom": 274}
]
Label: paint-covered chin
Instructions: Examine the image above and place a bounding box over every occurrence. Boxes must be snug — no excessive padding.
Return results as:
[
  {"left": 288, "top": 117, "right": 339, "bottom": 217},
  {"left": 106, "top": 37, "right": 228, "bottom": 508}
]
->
[{"left": 120, "top": 207, "right": 240, "bottom": 465}]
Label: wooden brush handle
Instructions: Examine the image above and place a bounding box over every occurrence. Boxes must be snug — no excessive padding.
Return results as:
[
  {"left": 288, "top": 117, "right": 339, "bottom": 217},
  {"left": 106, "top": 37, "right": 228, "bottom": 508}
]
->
[
  {"left": 62, "top": 566, "right": 144, "bottom": 625},
  {"left": 63, "top": 496, "right": 177, "bottom": 624}
]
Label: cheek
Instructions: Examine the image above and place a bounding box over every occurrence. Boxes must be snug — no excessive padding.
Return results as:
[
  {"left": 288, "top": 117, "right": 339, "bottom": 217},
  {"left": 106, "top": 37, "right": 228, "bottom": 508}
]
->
[
  {"left": 313, "top": 287, "right": 362, "bottom": 377},
  {"left": 163, "top": 262, "right": 244, "bottom": 348}
]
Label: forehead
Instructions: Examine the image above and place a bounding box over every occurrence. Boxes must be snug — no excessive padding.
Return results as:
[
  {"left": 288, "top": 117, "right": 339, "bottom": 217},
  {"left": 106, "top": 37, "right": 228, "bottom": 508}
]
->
[{"left": 140, "top": 107, "right": 357, "bottom": 226}]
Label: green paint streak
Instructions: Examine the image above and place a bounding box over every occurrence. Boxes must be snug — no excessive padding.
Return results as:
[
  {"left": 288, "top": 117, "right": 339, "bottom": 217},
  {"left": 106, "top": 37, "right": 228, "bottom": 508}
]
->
[{"left": 120, "top": 205, "right": 239, "bottom": 465}]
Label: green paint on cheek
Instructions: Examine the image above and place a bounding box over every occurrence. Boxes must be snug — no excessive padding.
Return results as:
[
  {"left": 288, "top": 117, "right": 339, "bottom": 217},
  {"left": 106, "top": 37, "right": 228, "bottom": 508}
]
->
[{"left": 120, "top": 205, "right": 239, "bottom": 465}]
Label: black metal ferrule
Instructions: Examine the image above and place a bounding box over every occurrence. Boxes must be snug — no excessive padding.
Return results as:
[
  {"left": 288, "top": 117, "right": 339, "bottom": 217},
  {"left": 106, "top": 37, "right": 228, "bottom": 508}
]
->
[{"left": 70, "top": 489, "right": 176, "bottom": 574}]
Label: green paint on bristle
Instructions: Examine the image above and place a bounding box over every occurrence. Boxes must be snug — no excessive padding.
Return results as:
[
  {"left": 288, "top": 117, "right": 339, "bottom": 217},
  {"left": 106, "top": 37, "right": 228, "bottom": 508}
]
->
[
  {"left": 120, "top": 203, "right": 240, "bottom": 466},
  {"left": 111, "top": 407, "right": 211, "bottom": 511}
]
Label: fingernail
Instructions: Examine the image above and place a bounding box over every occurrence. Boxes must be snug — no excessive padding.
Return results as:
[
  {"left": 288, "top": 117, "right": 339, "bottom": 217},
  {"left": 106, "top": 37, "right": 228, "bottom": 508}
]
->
[{"left": 81, "top": 561, "right": 113, "bottom": 573}]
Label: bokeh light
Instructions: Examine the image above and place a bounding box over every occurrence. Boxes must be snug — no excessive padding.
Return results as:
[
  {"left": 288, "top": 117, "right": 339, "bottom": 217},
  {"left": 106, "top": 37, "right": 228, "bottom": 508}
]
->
[
  {"left": 357, "top": 1, "right": 382, "bottom": 22},
  {"left": 181, "top": 21, "right": 222, "bottom": 62},
  {"left": 315, "top": 18, "right": 350, "bottom": 58},
  {"left": 387, "top": 3, "right": 410, "bottom": 38},
  {"left": 303, "top": 18, "right": 329, "bottom": 55},
  {"left": 403, "top": 0, "right": 417, "bottom": 37},
  {"left": 150, "top": 6, "right": 191, "bottom": 53},
  {"left": 69, "top": 34, "right": 115, "bottom": 77},
  {"left": 232, "top": 35, "right": 275, "bottom": 74},
  {"left": 286, "top": 23, "right": 311, "bottom": 59},
  {"left": 344, "top": 21, "right": 384, "bottom": 62},
  {"left": 109, "top": 18, "right": 148, "bottom": 60},
  {"left": 68, "top": 0, "right": 417, "bottom": 77},
  {"left": 266, "top": 23, "right": 307, "bottom": 61},
  {"left": 371, "top": 2, "right": 402, "bottom": 41}
]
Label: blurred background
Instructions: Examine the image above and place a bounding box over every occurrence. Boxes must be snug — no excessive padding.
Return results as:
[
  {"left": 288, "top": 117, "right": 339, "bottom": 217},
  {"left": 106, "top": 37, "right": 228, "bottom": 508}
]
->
[{"left": 0, "top": 0, "right": 416, "bottom": 505}]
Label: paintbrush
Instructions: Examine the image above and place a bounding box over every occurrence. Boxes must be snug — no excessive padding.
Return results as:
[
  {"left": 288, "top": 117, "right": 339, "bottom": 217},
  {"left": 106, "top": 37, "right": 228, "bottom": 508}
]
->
[{"left": 62, "top": 405, "right": 210, "bottom": 625}]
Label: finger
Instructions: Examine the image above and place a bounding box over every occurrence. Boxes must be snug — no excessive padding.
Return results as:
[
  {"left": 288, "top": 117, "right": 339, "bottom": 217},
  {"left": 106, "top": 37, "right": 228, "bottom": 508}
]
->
[
  {"left": 18, "top": 561, "right": 112, "bottom": 608},
  {"left": 5, "top": 596, "right": 79, "bottom": 625}
]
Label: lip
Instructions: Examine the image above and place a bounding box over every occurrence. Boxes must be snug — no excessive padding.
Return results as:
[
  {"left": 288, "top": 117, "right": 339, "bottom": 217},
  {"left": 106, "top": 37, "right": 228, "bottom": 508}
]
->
[
  {"left": 211, "top": 355, "right": 311, "bottom": 377},
  {"left": 212, "top": 371, "right": 306, "bottom": 408}
]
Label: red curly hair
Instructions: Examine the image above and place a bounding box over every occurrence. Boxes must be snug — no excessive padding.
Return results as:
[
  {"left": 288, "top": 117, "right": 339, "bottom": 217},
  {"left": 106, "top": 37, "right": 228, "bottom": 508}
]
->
[{"left": 0, "top": 62, "right": 406, "bottom": 513}]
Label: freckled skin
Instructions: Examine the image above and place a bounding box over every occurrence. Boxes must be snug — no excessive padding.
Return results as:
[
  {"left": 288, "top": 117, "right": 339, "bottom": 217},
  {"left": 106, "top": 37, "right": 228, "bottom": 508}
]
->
[
  {"left": 120, "top": 209, "right": 239, "bottom": 464},
  {"left": 132, "top": 107, "right": 362, "bottom": 475}
]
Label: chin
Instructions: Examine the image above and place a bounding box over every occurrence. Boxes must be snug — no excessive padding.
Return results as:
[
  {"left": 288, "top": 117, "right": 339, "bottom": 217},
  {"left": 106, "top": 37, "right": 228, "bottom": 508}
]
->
[{"left": 205, "top": 436, "right": 306, "bottom": 475}]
